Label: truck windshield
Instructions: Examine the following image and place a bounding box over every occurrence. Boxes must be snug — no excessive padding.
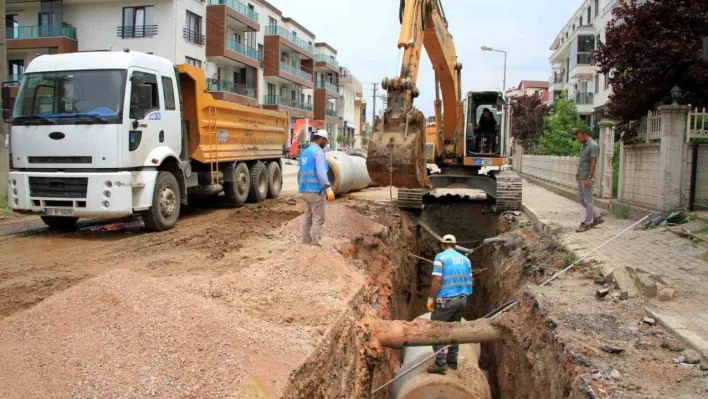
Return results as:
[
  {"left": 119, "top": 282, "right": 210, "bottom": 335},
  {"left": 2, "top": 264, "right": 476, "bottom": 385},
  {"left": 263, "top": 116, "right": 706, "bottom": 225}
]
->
[{"left": 13, "top": 70, "right": 127, "bottom": 125}]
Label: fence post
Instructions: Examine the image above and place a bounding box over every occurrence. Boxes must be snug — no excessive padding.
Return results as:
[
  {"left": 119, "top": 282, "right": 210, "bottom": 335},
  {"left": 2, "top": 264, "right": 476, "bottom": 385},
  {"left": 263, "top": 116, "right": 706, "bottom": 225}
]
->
[
  {"left": 514, "top": 144, "right": 524, "bottom": 174},
  {"left": 657, "top": 104, "right": 691, "bottom": 211},
  {"left": 597, "top": 119, "right": 616, "bottom": 199}
]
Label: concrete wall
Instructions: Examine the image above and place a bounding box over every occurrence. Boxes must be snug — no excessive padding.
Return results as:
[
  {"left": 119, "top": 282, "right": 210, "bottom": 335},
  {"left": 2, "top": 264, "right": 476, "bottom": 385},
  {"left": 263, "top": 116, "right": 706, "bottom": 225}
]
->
[
  {"left": 619, "top": 143, "right": 660, "bottom": 208},
  {"left": 694, "top": 145, "right": 708, "bottom": 205},
  {"left": 520, "top": 155, "right": 579, "bottom": 190}
]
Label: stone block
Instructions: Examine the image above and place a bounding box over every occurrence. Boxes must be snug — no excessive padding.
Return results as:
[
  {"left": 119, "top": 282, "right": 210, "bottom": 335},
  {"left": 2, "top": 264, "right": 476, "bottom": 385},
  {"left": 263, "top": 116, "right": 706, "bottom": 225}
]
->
[
  {"left": 634, "top": 273, "right": 658, "bottom": 298},
  {"left": 658, "top": 287, "right": 676, "bottom": 302},
  {"left": 611, "top": 266, "right": 639, "bottom": 298}
]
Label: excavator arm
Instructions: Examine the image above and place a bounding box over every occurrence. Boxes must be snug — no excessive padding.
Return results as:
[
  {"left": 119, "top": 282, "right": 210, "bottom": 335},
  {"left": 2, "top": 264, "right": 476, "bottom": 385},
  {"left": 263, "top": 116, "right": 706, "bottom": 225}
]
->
[{"left": 367, "top": 0, "right": 464, "bottom": 188}]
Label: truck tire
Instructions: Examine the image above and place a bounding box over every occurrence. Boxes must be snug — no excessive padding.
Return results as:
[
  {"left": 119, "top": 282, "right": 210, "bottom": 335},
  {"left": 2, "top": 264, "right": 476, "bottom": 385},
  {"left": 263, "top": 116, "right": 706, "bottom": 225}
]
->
[
  {"left": 266, "top": 161, "right": 282, "bottom": 199},
  {"left": 247, "top": 162, "right": 267, "bottom": 203},
  {"left": 143, "top": 171, "right": 181, "bottom": 231},
  {"left": 225, "top": 162, "right": 250, "bottom": 206},
  {"left": 41, "top": 216, "right": 78, "bottom": 231}
]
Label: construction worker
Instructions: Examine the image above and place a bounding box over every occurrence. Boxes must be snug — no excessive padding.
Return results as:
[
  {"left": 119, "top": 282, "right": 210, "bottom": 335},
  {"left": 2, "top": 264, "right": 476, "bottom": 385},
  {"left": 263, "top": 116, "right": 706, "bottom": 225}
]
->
[
  {"left": 426, "top": 234, "right": 473, "bottom": 374},
  {"left": 574, "top": 128, "right": 604, "bottom": 232},
  {"left": 299, "top": 130, "right": 335, "bottom": 246}
]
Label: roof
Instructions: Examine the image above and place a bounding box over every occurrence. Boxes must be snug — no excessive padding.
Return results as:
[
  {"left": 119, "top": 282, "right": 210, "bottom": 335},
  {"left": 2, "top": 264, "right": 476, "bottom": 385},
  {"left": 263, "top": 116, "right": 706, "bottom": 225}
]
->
[
  {"left": 516, "top": 80, "right": 549, "bottom": 90},
  {"left": 315, "top": 42, "right": 337, "bottom": 55},
  {"left": 282, "top": 17, "right": 315, "bottom": 39},
  {"left": 257, "top": 0, "right": 282, "bottom": 16},
  {"left": 26, "top": 51, "right": 174, "bottom": 75}
]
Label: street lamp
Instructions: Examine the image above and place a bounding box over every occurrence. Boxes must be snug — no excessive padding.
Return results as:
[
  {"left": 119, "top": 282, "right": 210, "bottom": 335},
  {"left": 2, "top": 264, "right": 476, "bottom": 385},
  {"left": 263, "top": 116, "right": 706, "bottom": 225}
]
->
[{"left": 481, "top": 46, "right": 508, "bottom": 95}]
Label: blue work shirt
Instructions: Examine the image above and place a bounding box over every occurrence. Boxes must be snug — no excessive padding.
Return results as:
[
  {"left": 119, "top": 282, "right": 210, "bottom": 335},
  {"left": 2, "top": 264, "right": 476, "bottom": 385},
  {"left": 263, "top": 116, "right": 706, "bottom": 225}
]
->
[
  {"left": 433, "top": 248, "right": 473, "bottom": 298},
  {"left": 298, "top": 143, "right": 330, "bottom": 193}
]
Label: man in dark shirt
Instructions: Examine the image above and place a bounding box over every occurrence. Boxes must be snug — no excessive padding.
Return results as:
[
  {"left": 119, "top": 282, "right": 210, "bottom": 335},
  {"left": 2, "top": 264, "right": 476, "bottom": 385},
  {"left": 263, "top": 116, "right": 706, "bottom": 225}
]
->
[{"left": 474, "top": 108, "right": 499, "bottom": 153}]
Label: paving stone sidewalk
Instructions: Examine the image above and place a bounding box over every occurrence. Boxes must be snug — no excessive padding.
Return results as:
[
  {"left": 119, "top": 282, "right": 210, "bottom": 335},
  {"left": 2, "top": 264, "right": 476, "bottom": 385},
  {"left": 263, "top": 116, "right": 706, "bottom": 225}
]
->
[{"left": 522, "top": 180, "right": 708, "bottom": 360}]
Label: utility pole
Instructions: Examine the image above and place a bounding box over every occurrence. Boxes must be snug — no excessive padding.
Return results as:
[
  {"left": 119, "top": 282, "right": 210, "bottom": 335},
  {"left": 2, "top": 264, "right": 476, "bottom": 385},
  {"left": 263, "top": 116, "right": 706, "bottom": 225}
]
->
[
  {"left": 371, "top": 82, "right": 378, "bottom": 127},
  {"left": 0, "top": 0, "right": 8, "bottom": 198}
]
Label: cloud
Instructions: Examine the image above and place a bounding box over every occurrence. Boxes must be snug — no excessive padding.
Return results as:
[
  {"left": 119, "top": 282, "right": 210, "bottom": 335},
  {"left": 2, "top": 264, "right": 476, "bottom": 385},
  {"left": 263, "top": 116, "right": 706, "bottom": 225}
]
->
[{"left": 268, "top": 0, "right": 580, "bottom": 123}]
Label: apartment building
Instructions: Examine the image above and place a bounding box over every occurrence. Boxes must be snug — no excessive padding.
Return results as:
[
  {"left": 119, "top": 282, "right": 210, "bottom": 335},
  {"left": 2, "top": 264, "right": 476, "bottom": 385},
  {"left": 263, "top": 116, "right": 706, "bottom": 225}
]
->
[
  {"left": 337, "top": 66, "right": 361, "bottom": 150},
  {"left": 5, "top": 0, "right": 360, "bottom": 145},
  {"left": 506, "top": 80, "right": 549, "bottom": 103},
  {"left": 548, "top": 0, "right": 621, "bottom": 127}
]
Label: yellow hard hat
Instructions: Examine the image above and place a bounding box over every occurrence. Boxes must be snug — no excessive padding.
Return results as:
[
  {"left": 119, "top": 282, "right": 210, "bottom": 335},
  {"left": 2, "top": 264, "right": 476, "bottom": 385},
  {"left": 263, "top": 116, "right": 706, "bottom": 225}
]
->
[{"left": 442, "top": 234, "right": 456, "bottom": 244}]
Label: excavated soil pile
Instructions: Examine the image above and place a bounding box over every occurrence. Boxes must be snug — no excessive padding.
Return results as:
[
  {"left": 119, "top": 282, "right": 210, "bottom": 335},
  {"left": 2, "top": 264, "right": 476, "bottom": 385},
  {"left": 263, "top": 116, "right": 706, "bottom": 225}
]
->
[{"left": 0, "top": 206, "right": 386, "bottom": 398}]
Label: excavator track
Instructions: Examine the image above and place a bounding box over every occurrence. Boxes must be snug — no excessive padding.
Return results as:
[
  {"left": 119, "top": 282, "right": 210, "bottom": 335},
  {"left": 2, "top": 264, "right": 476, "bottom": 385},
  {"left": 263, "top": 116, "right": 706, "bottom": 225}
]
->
[
  {"left": 366, "top": 109, "right": 432, "bottom": 189},
  {"left": 492, "top": 170, "right": 523, "bottom": 211},
  {"left": 397, "top": 188, "right": 427, "bottom": 211}
]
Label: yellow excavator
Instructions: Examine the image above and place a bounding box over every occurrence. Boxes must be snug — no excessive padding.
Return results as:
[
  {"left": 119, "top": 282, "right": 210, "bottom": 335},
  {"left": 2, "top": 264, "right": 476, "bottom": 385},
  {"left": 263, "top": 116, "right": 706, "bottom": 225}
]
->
[{"left": 366, "top": 0, "right": 522, "bottom": 211}]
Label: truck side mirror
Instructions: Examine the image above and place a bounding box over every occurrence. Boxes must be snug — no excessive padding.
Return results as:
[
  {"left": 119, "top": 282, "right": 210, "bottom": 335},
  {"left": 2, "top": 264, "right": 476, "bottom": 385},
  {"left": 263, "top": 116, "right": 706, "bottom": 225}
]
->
[{"left": 1, "top": 85, "right": 10, "bottom": 110}]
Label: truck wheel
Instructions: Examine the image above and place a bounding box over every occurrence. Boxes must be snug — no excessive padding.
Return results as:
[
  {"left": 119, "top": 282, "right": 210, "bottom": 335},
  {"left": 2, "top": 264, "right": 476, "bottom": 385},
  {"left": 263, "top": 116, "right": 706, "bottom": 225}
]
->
[
  {"left": 225, "top": 162, "right": 250, "bottom": 206},
  {"left": 266, "top": 162, "right": 282, "bottom": 199},
  {"left": 41, "top": 216, "right": 78, "bottom": 231},
  {"left": 143, "top": 171, "right": 181, "bottom": 231},
  {"left": 247, "top": 162, "right": 267, "bottom": 203}
]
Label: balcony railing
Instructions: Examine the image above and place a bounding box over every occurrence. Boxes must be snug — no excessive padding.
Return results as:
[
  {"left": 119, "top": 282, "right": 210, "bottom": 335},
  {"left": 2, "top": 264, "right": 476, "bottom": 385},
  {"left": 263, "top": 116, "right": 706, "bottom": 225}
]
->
[
  {"left": 117, "top": 25, "right": 158, "bottom": 38},
  {"left": 263, "top": 95, "right": 313, "bottom": 111},
  {"left": 575, "top": 92, "right": 594, "bottom": 105},
  {"left": 265, "top": 25, "right": 314, "bottom": 53},
  {"left": 549, "top": 73, "right": 564, "bottom": 85},
  {"left": 576, "top": 53, "right": 594, "bottom": 65},
  {"left": 326, "top": 109, "right": 338, "bottom": 118},
  {"left": 316, "top": 80, "right": 338, "bottom": 93},
  {"left": 315, "top": 54, "right": 339, "bottom": 67},
  {"left": 280, "top": 62, "right": 312, "bottom": 81},
  {"left": 183, "top": 28, "right": 205, "bottom": 46},
  {"left": 207, "top": 79, "right": 256, "bottom": 98},
  {"left": 226, "top": 38, "right": 260, "bottom": 61},
  {"left": 7, "top": 25, "right": 76, "bottom": 40},
  {"left": 208, "top": 0, "right": 259, "bottom": 22}
]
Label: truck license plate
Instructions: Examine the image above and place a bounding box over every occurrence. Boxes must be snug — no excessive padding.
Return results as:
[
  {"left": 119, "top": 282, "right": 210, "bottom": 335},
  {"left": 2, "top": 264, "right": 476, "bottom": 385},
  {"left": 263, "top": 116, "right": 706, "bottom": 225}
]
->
[
  {"left": 44, "top": 208, "right": 74, "bottom": 217},
  {"left": 472, "top": 158, "right": 492, "bottom": 166}
]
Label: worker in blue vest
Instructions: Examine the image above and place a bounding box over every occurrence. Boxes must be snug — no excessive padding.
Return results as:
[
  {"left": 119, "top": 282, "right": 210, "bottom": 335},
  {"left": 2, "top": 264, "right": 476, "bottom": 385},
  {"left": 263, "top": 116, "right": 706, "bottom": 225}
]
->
[
  {"left": 426, "top": 234, "right": 473, "bottom": 374},
  {"left": 299, "top": 130, "right": 335, "bottom": 246}
]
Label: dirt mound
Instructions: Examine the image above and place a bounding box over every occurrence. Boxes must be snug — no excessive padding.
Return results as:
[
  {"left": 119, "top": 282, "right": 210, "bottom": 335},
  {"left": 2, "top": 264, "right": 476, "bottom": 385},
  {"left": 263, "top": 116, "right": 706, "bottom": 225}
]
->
[
  {"left": 276, "top": 204, "right": 387, "bottom": 244},
  {"left": 0, "top": 269, "right": 333, "bottom": 399}
]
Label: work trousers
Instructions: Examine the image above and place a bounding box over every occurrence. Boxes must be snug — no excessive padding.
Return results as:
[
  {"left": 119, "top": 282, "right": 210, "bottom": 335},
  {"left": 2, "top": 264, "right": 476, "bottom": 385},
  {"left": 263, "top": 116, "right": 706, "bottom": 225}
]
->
[
  {"left": 577, "top": 179, "right": 599, "bottom": 226},
  {"left": 301, "top": 192, "right": 326, "bottom": 245},
  {"left": 431, "top": 295, "right": 468, "bottom": 366}
]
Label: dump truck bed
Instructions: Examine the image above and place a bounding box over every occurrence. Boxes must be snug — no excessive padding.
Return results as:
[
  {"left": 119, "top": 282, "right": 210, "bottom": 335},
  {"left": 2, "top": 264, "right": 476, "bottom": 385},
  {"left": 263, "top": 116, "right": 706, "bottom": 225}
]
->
[{"left": 176, "top": 64, "right": 288, "bottom": 165}]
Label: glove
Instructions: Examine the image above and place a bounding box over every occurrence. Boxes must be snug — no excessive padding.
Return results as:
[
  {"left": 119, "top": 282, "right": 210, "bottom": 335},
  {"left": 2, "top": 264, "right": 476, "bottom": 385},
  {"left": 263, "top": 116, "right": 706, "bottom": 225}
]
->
[
  {"left": 326, "top": 187, "right": 335, "bottom": 201},
  {"left": 426, "top": 297, "right": 435, "bottom": 313}
]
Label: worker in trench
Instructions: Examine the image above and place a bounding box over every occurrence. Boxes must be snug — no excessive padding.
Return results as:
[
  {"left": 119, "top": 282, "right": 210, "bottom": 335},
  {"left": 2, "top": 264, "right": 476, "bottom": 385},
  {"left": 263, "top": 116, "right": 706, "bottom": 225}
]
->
[
  {"left": 298, "top": 129, "right": 336, "bottom": 246},
  {"left": 426, "top": 234, "right": 474, "bottom": 374}
]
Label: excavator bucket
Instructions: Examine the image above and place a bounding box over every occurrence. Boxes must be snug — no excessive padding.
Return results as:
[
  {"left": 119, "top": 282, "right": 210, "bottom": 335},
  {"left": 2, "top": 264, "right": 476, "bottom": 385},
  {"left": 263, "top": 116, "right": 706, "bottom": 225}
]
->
[{"left": 366, "top": 109, "right": 432, "bottom": 188}]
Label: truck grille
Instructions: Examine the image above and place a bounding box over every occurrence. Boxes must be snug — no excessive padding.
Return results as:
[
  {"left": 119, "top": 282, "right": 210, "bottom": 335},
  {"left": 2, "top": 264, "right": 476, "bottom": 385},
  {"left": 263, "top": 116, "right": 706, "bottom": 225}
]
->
[
  {"left": 29, "top": 177, "right": 88, "bottom": 199},
  {"left": 28, "top": 156, "right": 92, "bottom": 164}
]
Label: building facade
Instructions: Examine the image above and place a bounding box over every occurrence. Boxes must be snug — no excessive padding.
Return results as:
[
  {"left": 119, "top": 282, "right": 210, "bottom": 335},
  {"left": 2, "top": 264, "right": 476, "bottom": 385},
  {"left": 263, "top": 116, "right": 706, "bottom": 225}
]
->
[
  {"left": 506, "top": 80, "right": 549, "bottom": 103},
  {"left": 337, "top": 66, "right": 361, "bottom": 150},
  {"left": 548, "top": 0, "right": 622, "bottom": 127},
  {"left": 5, "top": 0, "right": 360, "bottom": 146}
]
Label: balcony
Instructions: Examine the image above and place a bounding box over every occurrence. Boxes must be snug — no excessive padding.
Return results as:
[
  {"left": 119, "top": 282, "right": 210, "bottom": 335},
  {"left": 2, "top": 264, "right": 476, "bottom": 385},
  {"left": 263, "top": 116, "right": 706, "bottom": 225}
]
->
[
  {"left": 326, "top": 109, "right": 338, "bottom": 118},
  {"left": 117, "top": 25, "right": 158, "bottom": 38},
  {"left": 6, "top": 74, "right": 23, "bottom": 84},
  {"left": 7, "top": 25, "right": 78, "bottom": 53},
  {"left": 315, "top": 54, "right": 339, "bottom": 67},
  {"left": 183, "top": 28, "right": 205, "bottom": 46},
  {"left": 227, "top": 38, "right": 260, "bottom": 61},
  {"left": 265, "top": 25, "right": 314, "bottom": 54},
  {"left": 207, "top": 79, "right": 258, "bottom": 106},
  {"left": 263, "top": 95, "right": 313, "bottom": 112},
  {"left": 316, "top": 80, "right": 338, "bottom": 95},
  {"left": 575, "top": 92, "right": 594, "bottom": 105},
  {"left": 208, "top": 0, "right": 259, "bottom": 23},
  {"left": 569, "top": 53, "right": 595, "bottom": 79},
  {"left": 280, "top": 61, "right": 312, "bottom": 82}
]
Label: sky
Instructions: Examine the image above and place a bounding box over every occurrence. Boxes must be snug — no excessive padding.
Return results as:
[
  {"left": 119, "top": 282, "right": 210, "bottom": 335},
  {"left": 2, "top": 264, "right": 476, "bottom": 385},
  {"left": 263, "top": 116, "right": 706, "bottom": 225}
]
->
[{"left": 268, "top": 0, "right": 582, "bottom": 125}]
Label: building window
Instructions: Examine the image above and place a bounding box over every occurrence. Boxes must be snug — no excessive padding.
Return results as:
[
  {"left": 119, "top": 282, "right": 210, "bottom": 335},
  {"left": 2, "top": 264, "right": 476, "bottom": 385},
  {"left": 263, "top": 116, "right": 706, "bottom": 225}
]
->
[
  {"left": 307, "top": 94, "right": 311, "bottom": 104},
  {"left": 185, "top": 56, "right": 202, "bottom": 67},
  {"left": 587, "top": 7, "right": 592, "bottom": 24},
  {"left": 121, "top": 6, "right": 156, "bottom": 38},
  {"left": 604, "top": 74, "right": 610, "bottom": 90},
  {"left": 595, "top": 0, "right": 599, "bottom": 16},
  {"left": 267, "top": 83, "right": 276, "bottom": 96},
  {"left": 161, "top": 76, "right": 176, "bottom": 110},
  {"left": 184, "top": 11, "right": 203, "bottom": 45},
  {"left": 269, "top": 17, "right": 277, "bottom": 26},
  {"left": 594, "top": 75, "right": 599, "bottom": 93}
]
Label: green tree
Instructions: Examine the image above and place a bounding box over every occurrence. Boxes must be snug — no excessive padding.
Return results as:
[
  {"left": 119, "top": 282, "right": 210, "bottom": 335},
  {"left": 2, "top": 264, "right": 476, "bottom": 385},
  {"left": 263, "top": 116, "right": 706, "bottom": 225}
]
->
[
  {"left": 336, "top": 134, "right": 347, "bottom": 145},
  {"left": 539, "top": 92, "right": 585, "bottom": 156}
]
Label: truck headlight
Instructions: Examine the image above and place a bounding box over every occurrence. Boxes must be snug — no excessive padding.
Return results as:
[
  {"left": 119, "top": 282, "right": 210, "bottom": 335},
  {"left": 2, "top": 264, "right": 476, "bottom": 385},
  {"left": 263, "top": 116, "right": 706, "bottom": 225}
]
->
[
  {"left": 12, "top": 188, "right": 18, "bottom": 196},
  {"left": 104, "top": 181, "right": 113, "bottom": 189},
  {"left": 102, "top": 200, "right": 110, "bottom": 208},
  {"left": 11, "top": 179, "right": 16, "bottom": 187},
  {"left": 13, "top": 198, "right": 18, "bottom": 206},
  {"left": 103, "top": 190, "right": 111, "bottom": 199}
]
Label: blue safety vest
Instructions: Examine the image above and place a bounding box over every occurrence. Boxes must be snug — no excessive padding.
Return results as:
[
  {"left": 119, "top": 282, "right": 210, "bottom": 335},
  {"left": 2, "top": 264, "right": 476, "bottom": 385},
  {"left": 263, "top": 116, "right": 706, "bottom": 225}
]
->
[
  {"left": 299, "top": 143, "right": 328, "bottom": 193},
  {"left": 433, "top": 249, "right": 474, "bottom": 298}
]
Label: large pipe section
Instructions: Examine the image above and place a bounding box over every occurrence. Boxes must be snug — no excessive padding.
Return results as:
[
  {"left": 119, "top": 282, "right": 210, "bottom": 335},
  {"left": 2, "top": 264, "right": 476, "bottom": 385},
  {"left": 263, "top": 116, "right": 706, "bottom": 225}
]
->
[
  {"left": 392, "top": 314, "right": 492, "bottom": 399},
  {"left": 373, "top": 318, "right": 502, "bottom": 349},
  {"left": 326, "top": 151, "right": 373, "bottom": 195}
]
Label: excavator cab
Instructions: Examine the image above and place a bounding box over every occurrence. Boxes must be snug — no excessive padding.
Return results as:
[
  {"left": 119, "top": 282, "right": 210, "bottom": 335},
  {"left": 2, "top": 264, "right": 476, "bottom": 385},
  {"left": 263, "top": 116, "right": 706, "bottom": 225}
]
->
[{"left": 465, "top": 91, "right": 507, "bottom": 159}]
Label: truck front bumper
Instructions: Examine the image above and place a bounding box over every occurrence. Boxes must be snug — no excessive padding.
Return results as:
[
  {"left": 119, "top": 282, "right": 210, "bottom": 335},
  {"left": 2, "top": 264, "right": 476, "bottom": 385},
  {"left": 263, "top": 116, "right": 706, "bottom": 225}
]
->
[{"left": 8, "top": 171, "right": 140, "bottom": 218}]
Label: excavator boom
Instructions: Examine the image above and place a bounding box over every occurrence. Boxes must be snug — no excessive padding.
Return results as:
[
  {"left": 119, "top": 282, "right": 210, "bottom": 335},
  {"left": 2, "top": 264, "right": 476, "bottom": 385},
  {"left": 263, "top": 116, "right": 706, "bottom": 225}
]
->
[{"left": 367, "top": 0, "right": 463, "bottom": 189}]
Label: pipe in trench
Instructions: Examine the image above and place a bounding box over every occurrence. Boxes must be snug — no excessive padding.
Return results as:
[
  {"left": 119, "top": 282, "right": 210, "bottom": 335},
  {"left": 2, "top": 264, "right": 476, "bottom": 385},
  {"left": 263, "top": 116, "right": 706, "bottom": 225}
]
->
[
  {"left": 326, "top": 151, "right": 373, "bottom": 195},
  {"left": 391, "top": 313, "right": 492, "bottom": 399}
]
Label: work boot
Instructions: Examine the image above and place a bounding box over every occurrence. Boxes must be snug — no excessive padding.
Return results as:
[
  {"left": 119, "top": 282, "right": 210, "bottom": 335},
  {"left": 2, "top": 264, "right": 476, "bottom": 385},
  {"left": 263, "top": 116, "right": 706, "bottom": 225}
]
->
[
  {"left": 447, "top": 362, "right": 458, "bottom": 370},
  {"left": 426, "top": 363, "right": 446, "bottom": 375},
  {"left": 591, "top": 217, "right": 605, "bottom": 227},
  {"left": 575, "top": 223, "right": 591, "bottom": 233}
]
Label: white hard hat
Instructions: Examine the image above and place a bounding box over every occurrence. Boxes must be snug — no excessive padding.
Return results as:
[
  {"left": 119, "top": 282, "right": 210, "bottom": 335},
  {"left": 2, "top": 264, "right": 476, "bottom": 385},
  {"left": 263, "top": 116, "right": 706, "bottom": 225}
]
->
[
  {"left": 314, "top": 129, "right": 329, "bottom": 141},
  {"left": 442, "top": 234, "right": 457, "bottom": 244}
]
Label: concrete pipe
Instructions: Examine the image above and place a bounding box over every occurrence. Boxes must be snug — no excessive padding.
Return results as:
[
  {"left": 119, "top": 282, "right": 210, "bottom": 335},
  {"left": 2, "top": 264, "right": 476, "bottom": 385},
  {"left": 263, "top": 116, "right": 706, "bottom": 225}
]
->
[
  {"left": 392, "top": 313, "right": 492, "bottom": 399},
  {"left": 326, "top": 151, "right": 373, "bottom": 195}
]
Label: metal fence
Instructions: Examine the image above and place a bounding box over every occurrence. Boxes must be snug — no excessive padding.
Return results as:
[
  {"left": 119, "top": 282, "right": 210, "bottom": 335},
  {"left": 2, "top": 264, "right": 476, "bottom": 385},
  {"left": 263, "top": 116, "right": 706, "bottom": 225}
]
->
[
  {"left": 638, "top": 110, "right": 662, "bottom": 142},
  {"left": 687, "top": 107, "right": 708, "bottom": 141}
]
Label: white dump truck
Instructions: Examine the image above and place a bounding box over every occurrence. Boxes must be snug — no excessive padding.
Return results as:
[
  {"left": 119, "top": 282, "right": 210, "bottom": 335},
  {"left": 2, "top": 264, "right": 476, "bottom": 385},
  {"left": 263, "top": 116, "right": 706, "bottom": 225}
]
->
[{"left": 3, "top": 51, "right": 289, "bottom": 231}]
